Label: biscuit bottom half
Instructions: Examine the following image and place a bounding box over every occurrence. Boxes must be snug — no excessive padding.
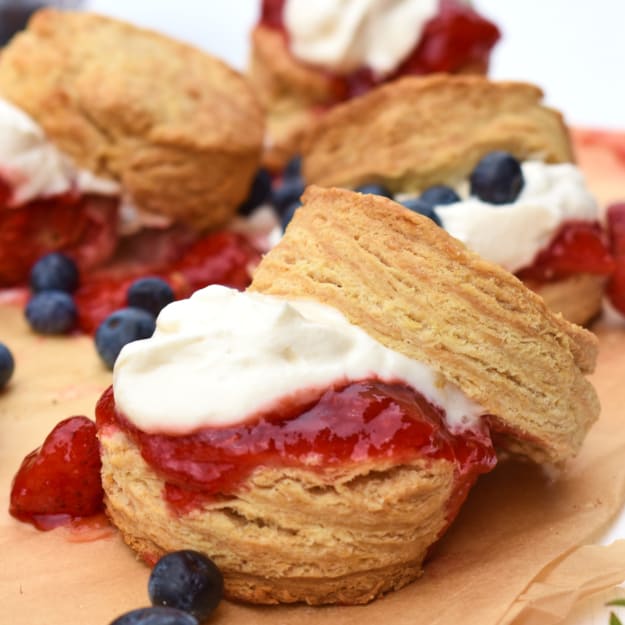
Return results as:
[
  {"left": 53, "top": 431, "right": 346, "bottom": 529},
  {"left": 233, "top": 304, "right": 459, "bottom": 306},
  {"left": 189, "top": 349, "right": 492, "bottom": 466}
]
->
[{"left": 100, "top": 423, "right": 478, "bottom": 605}]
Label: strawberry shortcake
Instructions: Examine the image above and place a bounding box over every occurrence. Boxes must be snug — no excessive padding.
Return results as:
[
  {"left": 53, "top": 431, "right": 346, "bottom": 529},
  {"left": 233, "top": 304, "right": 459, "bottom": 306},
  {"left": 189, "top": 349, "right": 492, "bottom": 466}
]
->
[{"left": 97, "top": 187, "right": 599, "bottom": 605}]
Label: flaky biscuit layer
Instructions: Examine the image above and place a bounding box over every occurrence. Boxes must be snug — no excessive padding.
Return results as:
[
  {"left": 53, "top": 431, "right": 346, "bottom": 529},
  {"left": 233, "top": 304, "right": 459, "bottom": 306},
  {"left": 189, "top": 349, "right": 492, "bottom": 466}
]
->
[
  {"left": 101, "top": 427, "right": 454, "bottom": 605},
  {"left": 251, "top": 186, "right": 599, "bottom": 465},
  {"left": 302, "top": 75, "right": 573, "bottom": 193},
  {"left": 0, "top": 10, "right": 264, "bottom": 229}
]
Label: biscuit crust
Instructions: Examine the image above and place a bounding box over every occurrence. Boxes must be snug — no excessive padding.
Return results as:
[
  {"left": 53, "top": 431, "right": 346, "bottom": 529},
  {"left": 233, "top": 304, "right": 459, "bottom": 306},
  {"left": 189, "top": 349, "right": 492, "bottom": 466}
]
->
[
  {"left": 531, "top": 274, "right": 606, "bottom": 327},
  {"left": 251, "top": 186, "right": 599, "bottom": 465},
  {"left": 100, "top": 427, "right": 455, "bottom": 605},
  {"left": 248, "top": 25, "right": 336, "bottom": 171},
  {"left": 301, "top": 75, "right": 573, "bottom": 193},
  {"left": 0, "top": 10, "right": 265, "bottom": 229}
]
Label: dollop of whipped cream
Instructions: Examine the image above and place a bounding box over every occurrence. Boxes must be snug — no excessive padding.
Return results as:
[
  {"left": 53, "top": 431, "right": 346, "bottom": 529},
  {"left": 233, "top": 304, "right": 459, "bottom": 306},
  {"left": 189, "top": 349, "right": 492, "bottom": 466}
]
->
[
  {"left": 283, "top": 0, "right": 439, "bottom": 76},
  {"left": 113, "top": 285, "right": 484, "bottom": 435},
  {"left": 0, "top": 97, "right": 119, "bottom": 206},
  {"left": 433, "top": 162, "right": 599, "bottom": 273}
]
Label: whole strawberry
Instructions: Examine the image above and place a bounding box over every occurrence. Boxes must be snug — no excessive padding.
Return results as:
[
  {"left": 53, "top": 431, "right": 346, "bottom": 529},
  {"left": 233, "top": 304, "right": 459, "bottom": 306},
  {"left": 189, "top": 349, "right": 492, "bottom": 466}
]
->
[
  {"left": 606, "top": 203, "right": 625, "bottom": 315},
  {"left": 10, "top": 416, "right": 104, "bottom": 529}
]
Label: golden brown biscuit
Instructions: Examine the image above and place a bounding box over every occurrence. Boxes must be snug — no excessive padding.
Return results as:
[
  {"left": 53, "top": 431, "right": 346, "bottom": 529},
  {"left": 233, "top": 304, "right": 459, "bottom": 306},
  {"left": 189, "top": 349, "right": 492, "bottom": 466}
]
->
[
  {"left": 301, "top": 75, "right": 573, "bottom": 192},
  {"left": 0, "top": 9, "right": 264, "bottom": 230},
  {"left": 531, "top": 274, "right": 607, "bottom": 328},
  {"left": 249, "top": 7, "right": 499, "bottom": 172},
  {"left": 101, "top": 187, "right": 599, "bottom": 606},
  {"left": 248, "top": 25, "right": 336, "bottom": 171},
  {"left": 100, "top": 427, "right": 456, "bottom": 605},
  {"left": 251, "top": 186, "right": 599, "bottom": 465},
  {"left": 299, "top": 75, "right": 606, "bottom": 326}
]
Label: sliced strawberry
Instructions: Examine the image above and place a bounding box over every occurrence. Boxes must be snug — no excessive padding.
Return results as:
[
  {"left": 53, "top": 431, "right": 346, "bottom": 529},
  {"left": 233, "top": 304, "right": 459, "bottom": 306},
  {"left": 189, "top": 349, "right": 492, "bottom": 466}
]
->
[
  {"left": 0, "top": 193, "right": 119, "bottom": 286},
  {"left": 517, "top": 221, "right": 615, "bottom": 283},
  {"left": 9, "top": 416, "right": 104, "bottom": 530},
  {"left": 606, "top": 203, "right": 625, "bottom": 314}
]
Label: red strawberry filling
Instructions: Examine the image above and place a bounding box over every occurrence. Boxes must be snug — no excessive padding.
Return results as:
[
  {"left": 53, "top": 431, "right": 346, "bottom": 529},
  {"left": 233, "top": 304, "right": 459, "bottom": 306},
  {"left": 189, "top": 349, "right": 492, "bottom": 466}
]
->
[
  {"left": 516, "top": 220, "right": 615, "bottom": 283},
  {"left": 74, "top": 231, "right": 261, "bottom": 334},
  {"left": 9, "top": 416, "right": 104, "bottom": 530},
  {"left": 260, "top": 0, "right": 500, "bottom": 100},
  {"left": 0, "top": 169, "right": 262, "bottom": 333},
  {"left": 96, "top": 382, "right": 497, "bottom": 522},
  {"left": 0, "top": 186, "right": 119, "bottom": 287}
]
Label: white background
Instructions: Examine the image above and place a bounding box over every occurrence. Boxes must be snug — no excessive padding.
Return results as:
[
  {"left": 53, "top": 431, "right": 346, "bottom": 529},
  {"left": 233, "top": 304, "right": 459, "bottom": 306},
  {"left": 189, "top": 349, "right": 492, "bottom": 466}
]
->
[{"left": 83, "top": 0, "right": 625, "bottom": 130}]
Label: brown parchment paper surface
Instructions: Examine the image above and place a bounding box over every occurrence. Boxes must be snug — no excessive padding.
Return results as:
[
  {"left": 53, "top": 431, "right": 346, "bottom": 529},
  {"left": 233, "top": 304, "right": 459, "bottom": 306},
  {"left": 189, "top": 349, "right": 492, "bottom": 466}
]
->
[
  {"left": 1, "top": 302, "right": 625, "bottom": 625},
  {"left": 2, "top": 130, "right": 625, "bottom": 625}
]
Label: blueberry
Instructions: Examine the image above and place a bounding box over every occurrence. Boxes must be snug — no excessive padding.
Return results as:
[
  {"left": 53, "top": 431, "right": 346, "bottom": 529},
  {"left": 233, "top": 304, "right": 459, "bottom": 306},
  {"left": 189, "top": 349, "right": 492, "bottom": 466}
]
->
[
  {"left": 25, "top": 291, "right": 77, "bottom": 334},
  {"left": 237, "top": 168, "right": 272, "bottom": 216},
  {"left": 0, "top": 342, "right": 14, "bottom": 389},
  {"left": 355, "top": 183, "right": 393, "bottom": 198},
  {"left": 281, "top": 200, "right": 302, "bottom": 231},
  {"left": 95, "top": 307, "right": 156, "bottom": 370},
  {"left": 30, "top": 252, "right": 79, "bottom": 293},
  {"left": 272, "top": 176, "right": 304, "bottom": 214},
  {"left": 469, "top": 151, "right": 524, "bottom": 204},
  {"left": 109, "top": 606, "right": 198, "bottom": 625},
  {"left": 127, "top": 277, "right": 174, "bottom": 317},
  {"left": 419, "top": 185, "right": 460, "bottom": 207},
  {"left": 284, "top": 155, "right": 302, "bottom": 179},
  {"left": 400, "top": 197, "right": 442, "bottom": 226},
  {"left": 148, "top": 550, "right": 224, "bottom": 622}
]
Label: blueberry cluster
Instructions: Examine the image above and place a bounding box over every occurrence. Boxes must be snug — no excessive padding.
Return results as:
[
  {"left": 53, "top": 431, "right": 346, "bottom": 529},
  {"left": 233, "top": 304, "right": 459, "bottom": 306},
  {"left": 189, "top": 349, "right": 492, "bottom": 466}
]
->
[
  {"left": 109, "top": 550, "right": 224, "bottom": 625},
  {"left": 25, "top": 252, "right": 79, "bottom": 335},
  {"left": 355, "top": 151, "right": 525, "bottom": 224},
  {"left": 237, "top": 155, "right": 304, "bottom": 232},
  {"left": 95, "top": 277, "right": 174, "bottom": 370}
]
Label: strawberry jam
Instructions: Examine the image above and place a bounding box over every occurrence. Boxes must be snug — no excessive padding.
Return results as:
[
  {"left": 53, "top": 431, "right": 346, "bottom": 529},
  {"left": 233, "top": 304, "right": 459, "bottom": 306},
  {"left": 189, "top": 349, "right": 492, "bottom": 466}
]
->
[
  {"left": 96, "top": 381, "right": 496, "bottom": 516},
  {"left": 516, "top": 221, "right": 615, "bottom": 283},
  {"left": 9, "top": 416, "right": 104, "bottom": 530},
  {"left": 260, "top": 0, "right": 500, "bottom": 100},
  {"left": 0, "top": 187, "right": 119, "bottom": 287},
  {"left": 74, "top": 231, "right": 261, "bottom": 334}
]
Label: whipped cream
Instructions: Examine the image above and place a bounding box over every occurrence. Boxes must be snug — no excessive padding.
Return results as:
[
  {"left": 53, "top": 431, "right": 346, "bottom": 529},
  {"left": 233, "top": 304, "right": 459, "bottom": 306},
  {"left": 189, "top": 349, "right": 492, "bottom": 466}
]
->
[
  {"left": 284, "top": 0, "right": 439, "bottom": 76},
  {"left": 432, "top": 162, "right": 599, "bottom": 273},
  {"left": 0, "top": 98, "right": 119, "bottom": 206},
  {"left": 113, "top": 285, "right": 484, "bottom": 435}
]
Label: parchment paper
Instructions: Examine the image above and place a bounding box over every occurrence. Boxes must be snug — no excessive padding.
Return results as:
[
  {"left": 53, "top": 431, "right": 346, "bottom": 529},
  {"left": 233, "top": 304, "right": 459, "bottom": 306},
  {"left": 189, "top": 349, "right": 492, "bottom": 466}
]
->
[
  {"left": 2, "top": 301, "right": 625, "bottom": 625},
  {"left": 2, "top": 131, "right": 625, "bottom": 625}
]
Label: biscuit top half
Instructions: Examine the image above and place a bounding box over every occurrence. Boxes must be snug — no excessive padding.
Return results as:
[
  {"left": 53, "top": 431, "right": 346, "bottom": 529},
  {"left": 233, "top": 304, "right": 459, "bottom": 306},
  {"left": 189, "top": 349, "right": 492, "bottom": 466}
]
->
[
  {"left": 302, "top": 75, "right": 574, "bottom": 194},
  {"left": 250, "top": 186, "right": 599, "bottom": 465},
  {"left": 0, "top": 9, "right": 265, "bottom": 229}
]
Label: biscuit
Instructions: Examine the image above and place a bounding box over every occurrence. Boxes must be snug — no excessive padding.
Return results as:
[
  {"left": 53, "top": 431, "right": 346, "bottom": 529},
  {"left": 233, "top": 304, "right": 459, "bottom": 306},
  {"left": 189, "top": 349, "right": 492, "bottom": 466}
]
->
[
  {"left": 299, "top": 75, "right": 605, "bottom": 325},
  {"left": 301, "top": 75, "right": 573, "bottom": 192},
  {"left": 100, "top": 427, "right": 456, "bottom": 605},
  {"left": 101, "top": 187, "right": 599, "bottom": 605},
  {"left": 0, "top": 9, "right": 265, "bottom": 230},
  {"left": 248, "top": 25, "right": 336, "bottom": 171},
  {"left": 531, "top": 274, "right": 606, "bottom": 328},
  {"left": 251, "top": 186, "right": 599, "bottom": 465}
]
